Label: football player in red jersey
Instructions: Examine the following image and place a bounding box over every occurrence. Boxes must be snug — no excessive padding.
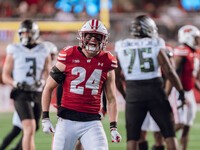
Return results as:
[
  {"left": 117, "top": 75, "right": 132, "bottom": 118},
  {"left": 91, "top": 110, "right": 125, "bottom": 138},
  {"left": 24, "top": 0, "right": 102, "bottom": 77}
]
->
[
  {"left": 41, "top": 19, "right": 121, "bottom": 150},
  {"left": 169, "top": 25, "right": 200, "bottom": 150}
]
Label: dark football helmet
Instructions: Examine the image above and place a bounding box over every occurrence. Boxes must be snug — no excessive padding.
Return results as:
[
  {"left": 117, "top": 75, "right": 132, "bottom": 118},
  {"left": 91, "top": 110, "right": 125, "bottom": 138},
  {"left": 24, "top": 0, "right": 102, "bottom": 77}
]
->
[
  {"left": 18, "top": 19, "right": 40, "bottom": 45},
  {"left": 130, "top": 15, "right": 158, "bottom": 38}
]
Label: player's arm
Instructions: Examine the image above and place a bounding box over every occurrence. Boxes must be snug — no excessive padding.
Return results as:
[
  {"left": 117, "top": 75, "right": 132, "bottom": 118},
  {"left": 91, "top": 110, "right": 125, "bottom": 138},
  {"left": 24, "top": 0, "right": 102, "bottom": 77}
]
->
[
  {"left": 104, "top": 69, "right": 122, "bottom": 143},
  {"left": 105, "top": 70, "right": 118, "bottom": 123},
  {"left": 165, "top": 79, "right": 173, "bottom": 95},
  {"left": 115, "top": 58, "right": 126, "bottom": 98},
  {"left": 41, "top": 61, "right": 66, "bottom": 134},
  {"left": 42, "top": 61, "right": 66, "bottom": 112},
  {"left": 164, "top": 55, "right": 175, "bottom": 95},
  {"left": 42, "top": 54, "right": 52, "bottom": 80},
  {"left": 158, "top": 49, "right": 185, "bottom": 107},
  {"left": 2, "top": 54, "right": 14, "bottom": 85},
  {"left": 158, "top": 49, "right": 183, "bottom": 91},
  {"left": 35, "top": 54, "right": 52, "bottom": 87}
]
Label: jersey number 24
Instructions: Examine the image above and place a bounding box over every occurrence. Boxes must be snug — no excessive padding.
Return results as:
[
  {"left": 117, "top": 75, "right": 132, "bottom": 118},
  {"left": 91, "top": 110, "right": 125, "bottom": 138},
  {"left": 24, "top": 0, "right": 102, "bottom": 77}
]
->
[{"left": 70, "top": 67, "right": 102, "bottom": 95}]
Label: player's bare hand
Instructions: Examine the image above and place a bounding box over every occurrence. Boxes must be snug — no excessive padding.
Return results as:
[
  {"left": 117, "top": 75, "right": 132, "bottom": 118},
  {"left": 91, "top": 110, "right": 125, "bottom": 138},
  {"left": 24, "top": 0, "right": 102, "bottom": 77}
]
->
[
  {"left": 42, "top": 118, "right": 55, "bottom": 134},
  {"left": 110, "top": 129, "right": 122, "bottom": 143}
]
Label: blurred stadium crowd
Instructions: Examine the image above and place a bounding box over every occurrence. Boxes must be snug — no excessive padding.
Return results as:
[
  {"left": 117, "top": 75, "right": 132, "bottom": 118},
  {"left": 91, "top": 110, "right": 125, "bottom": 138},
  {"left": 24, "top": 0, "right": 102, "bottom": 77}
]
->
[{"left": 0, "top": 0, "right": 200, "bottom": 47}]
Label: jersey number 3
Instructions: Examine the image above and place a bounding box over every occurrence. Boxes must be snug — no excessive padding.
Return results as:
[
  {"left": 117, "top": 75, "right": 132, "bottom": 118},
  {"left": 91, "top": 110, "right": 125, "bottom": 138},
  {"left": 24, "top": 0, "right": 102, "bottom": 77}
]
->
[{"left": 70, "top": 67, "right": 102, "bottom": 95}]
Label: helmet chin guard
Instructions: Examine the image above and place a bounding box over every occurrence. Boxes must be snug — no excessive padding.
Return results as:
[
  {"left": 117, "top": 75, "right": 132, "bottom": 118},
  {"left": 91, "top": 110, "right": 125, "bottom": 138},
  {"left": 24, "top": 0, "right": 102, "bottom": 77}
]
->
[{"left": 78, "top": 19, "right": 109, "bottom": 53}]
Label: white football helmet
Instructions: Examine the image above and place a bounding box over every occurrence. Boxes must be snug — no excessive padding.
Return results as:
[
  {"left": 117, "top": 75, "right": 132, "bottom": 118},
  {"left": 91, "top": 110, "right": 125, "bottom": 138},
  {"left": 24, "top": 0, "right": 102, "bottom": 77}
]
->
[
  {"left": 178, "top": 25, "right": 200, "bottom": 49},
  {"left": 78, "top": 19, "right": 109, "bottom": 53},
  {"left": 18, "top": 19, "right": 40, "bottom": 46}
]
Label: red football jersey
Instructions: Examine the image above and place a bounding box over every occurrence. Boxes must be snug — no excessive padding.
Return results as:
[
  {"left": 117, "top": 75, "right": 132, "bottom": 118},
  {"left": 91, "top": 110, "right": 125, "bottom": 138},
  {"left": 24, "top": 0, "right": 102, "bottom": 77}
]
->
[
  {"left": 174, "top": 45, "right": 200, "bottom": 91},
  {"left": 57, "top": 46, "right": 118, "bottom": 113}
]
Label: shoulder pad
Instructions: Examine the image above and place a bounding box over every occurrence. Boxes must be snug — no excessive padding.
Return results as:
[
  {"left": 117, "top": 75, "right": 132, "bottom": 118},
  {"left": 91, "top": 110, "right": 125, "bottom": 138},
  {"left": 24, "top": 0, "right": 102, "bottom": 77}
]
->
[
  {"left": 105, "top": 51, "right": 118, "bottom": 70},
  {"left": 57, "top": 46, "right": 73, "bottom": 62},
  {"left": 42, "top": 41, "right": 58, "bottom": 54},
  {"left": 7, "top": 44, "right": 18, "bottom": 54},
  {"left": 157, "top": 37, "right": 165, "bottom": 48}
]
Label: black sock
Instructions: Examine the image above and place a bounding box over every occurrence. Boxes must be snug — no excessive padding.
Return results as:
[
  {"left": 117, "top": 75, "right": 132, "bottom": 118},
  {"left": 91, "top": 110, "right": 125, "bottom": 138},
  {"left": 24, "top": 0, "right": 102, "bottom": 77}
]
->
[
  {"left": 0, "top": 126, "right": 21, "bottom": 150},
  {"left": 152, "top": 145, "right": 165, "bottom": 150},
  {"left": 11, "top": 135, "right": 22, "bottom": 150},
  {"left": 139, "top": 141, "right": 148, "bottom": 150}
]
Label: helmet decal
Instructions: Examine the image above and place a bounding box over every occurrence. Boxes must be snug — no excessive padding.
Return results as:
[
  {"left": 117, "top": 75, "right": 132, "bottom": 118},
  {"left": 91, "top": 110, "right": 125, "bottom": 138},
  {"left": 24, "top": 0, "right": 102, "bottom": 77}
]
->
[{"left": 90, "top": 19, "right": 99, "bottom": 30}]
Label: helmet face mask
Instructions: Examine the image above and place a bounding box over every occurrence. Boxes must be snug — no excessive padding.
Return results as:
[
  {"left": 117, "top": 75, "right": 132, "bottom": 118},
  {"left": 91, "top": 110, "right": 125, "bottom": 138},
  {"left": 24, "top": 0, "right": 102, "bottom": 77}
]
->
[
  {"left": 130, "top": 15, "right": 158, "bottom": 38},
  {"left": 78, "top": 19, "right": 109, "bottom": 54},
  {"left": 18, "top": 19, "right": 40, "bottom": 46},
  {"left": 178, "top": 25, "right": 200, "bottom": 50},
  {"left": 84, "top": 33, "right": 103, "bottom": 54},
  {"left": 19, "top": 32, "right": 34, "bottom": 46}
]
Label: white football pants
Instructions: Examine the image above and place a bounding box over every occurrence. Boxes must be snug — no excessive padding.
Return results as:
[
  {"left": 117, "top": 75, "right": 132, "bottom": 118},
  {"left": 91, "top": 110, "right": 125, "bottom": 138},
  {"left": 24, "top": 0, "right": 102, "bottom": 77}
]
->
[{"left": 52, "top": 118, "right": 108, "bottom": 150}]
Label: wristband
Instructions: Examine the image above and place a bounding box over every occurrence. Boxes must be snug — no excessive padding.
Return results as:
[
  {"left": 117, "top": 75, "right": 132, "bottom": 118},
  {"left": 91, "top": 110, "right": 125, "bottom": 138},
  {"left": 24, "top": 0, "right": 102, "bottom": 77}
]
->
[
  {"left": 110, "top": 121, "right": 117, "bottom": 129},
  {"left": 42, "top": 111, "right": 49, "bottom": 119}
]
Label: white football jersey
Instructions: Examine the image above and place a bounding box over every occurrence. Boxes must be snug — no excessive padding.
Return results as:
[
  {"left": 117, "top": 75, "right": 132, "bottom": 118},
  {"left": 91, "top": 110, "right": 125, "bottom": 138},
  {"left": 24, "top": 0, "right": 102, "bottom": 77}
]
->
[
  {"left": 115, "top": 37, "right": 165, "bottom": 80},
  {"left": 7, "top": 42, "right": 49, "bottom": 92}
]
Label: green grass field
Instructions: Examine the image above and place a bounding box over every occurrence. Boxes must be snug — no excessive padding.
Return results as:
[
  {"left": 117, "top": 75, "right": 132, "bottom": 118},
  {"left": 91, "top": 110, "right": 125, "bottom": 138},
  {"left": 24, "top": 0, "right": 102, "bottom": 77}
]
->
[{"left": 0, "top": 110, "right": 200, "bottom": 150}]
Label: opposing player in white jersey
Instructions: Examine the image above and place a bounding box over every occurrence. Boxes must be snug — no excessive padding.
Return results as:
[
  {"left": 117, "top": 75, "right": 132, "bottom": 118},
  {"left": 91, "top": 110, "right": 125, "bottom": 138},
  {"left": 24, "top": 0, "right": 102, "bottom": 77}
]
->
[
  {"left": 0, "top": 42, "right": 56, "bottom": 150},
  {"left": 115, "top": 15, "right": 185, "bottom": 150},
  {"left": 41, "top": 19, "right": 121, "bottom": 150},
  {"left": 2, "top": 19, "right": 51, "bottom": 150},
  {"left": 139, "top": 45, "right": 175, "bottom": 150}
]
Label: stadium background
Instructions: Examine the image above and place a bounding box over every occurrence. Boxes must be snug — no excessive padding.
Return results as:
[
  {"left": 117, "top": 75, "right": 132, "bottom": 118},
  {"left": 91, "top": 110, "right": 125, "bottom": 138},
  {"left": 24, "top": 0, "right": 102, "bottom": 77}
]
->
[{"left": 0, "top": 0, "right": 200, "bottom": 149}]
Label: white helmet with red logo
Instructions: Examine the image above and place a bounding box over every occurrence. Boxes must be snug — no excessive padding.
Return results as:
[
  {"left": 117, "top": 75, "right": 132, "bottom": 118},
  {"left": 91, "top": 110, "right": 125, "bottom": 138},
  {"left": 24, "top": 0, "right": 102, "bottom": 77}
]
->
[
  {"left": 78, "top": 19, "right": 109, "bottom": 53},
  {"left": 178, "top": 25, "right": 200, "bottom": 49}
]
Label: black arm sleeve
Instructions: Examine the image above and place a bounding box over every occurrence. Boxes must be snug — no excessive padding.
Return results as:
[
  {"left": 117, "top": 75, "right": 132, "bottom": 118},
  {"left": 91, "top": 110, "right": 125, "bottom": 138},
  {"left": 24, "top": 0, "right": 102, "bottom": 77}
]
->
[{"left": 50, "top": 66, "right": 66, "bottom": 84}]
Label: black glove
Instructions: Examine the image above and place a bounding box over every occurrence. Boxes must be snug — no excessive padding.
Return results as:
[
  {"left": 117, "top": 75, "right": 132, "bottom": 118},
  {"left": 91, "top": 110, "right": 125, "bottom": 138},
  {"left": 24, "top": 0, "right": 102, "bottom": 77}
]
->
[
  {"left": 35, "top": 79, "right": 45, "bottom": 87},
  {"left": 12, "top": 81, "right": 27, "bottom": 90},
  {"left": 177, "top": 90, "right": 185, "bottom": 109}
]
